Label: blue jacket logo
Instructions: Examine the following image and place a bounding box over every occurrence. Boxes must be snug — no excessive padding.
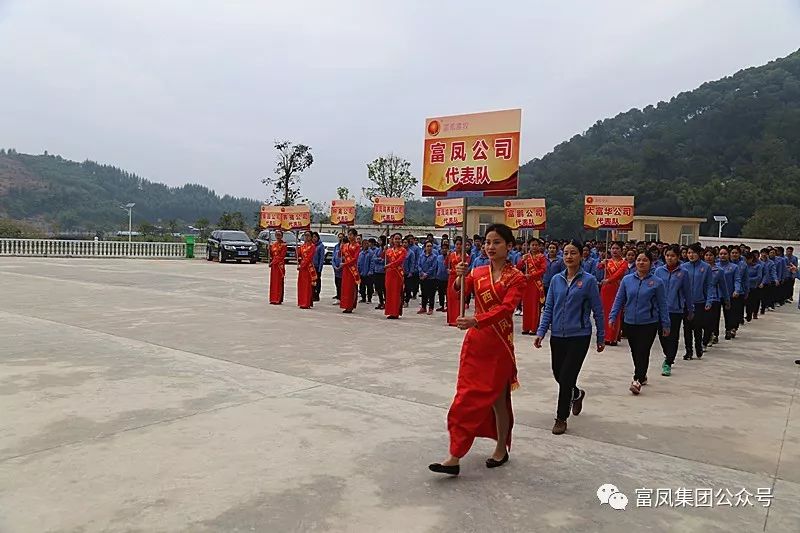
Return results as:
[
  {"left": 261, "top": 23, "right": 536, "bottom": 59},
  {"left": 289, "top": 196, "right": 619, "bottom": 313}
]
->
[
  {"left": 700, "top": 267, "right": 706, "bottom": 273},
  {"left": 648, "top": 280, "right": 655, "bottom": 287},
  {"left": 676, "top": 272, "right": 683, "bottom": 278},
  {"left": 577, "top": 280, "right": 583, "bottom": 288}
]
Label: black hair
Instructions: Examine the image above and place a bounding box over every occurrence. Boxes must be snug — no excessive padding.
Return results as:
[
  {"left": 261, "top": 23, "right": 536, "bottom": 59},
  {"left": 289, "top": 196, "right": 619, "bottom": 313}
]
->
[
  {"left": 484, "top": 223, "right": 515, "bottom": 245},
  {"left": 390, "top": 232, "right": 402, "bottom": 239},
  {"left": 664, "top": 244, "right": 681, "bottom": 256},
  {"left": 347, "top": 228, "right": 358, "bottom": 237},
  {"left": 564, "top": 239, "right": 583, "bottom": 252},
  {"left": 636, "top": 251, "right": 653, "bottom": 264},
  {"left": 688, "top": 243, "right": 703, "bottom": 254},
  {"left": 312, "top": 231, "right": 320, "bottom": 238},
  {"left": 453, "top": 236, "right": 462, "bottom": 244},
  {"left": 368, "top": 238, "right": 378, "bottom": 245}
]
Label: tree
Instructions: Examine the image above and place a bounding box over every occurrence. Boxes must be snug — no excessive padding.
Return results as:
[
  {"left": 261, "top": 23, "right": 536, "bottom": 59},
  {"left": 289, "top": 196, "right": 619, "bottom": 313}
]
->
[
  {"left": 195, "top": 217, "right": 209, "bottom": 231},
  {"left": 310, "top": 201, "right": 331, "bottom": 224},
  {"left": 138, "top": 221, "right": 155, "bottom": 236},
  {"left": 218, "top": 211, "right": 246, "bottom": 231},
  {"left": 167, "top": 219, "right": 179, "bottom": 236},
  {"left": 362, "top": 154, "right": 418, "bottom": 200},
  {"left": 741, "top": 205, "right": 800, "bottom": 239},
  {"left": 336, "top": 186, "right": 351, "bottom": 200},
  {"left": 262, "top": 140, "right": 313, "bottom": 206},
  {"left": 0, "top": 218, "right": 44, "bottom": 238}
]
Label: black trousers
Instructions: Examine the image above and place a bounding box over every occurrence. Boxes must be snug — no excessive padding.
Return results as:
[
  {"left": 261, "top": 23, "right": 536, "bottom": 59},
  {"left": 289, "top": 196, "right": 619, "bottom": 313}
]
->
[
  {"left": 359, "top": 275, "right": 374, "bottom": 301},
  {"left": 314, "top": 268, "right": 322, "bottom": 300},
  {"left": 420, "top": 278, "right": 436, "bottom": 309},
  {"left": 735, "top": 293, "right": 746, "bottom": 326},
  {"left": 550, "top": 335, "right": 590, "bottom": 421},
  {"left": 658, "top": 313, "right": 684, "bottom": 365},
  {"left": 625, "top": 322, "right": 659, "bottom": 382},
  {"left": 782, "top": 279, "right": 792, "bottom": 302},
  {"left": 789, "top": 278, "right": 796, "bottom": 300},
  {"left": 373, "top": 273, "right": 385, "bottom": 305},
  {"left": 334, "top": 276, "right": 342, "bottom": 299},
  {"left": 746, "top": 287, "right": 761, "bottom": 319},
  {"left": 683, "top": 303, "right": 705, "bottom": 356},
  {"left": 404, "top": 275, "right": 413, "bottom": 303},
  {"left": 761, "top": 284, "right": 776, "bottom": 312},
  {"left": 723, "top": 299, "right": 738, "bottom": 333},
  {"left": 435, "top": 279, "right": 447, "bottom": 308},
  {"left": 703, "top": 302, "right": 721, "bottom": 345}
]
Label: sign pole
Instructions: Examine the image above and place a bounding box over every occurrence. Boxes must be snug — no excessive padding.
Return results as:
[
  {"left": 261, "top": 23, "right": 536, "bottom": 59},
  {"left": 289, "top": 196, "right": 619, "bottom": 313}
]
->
[{"left": 460, "top": 197, "right": 468, "bottom": 318}]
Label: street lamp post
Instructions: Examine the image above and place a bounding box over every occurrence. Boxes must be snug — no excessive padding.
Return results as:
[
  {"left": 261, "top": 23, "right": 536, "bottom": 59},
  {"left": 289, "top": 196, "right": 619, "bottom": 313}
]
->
[
  {"left": 713, "top": 215, "right": 728, "bottom": 239},
  {"left": 120, "top": 203, "right": 136, "bottom": 243}
]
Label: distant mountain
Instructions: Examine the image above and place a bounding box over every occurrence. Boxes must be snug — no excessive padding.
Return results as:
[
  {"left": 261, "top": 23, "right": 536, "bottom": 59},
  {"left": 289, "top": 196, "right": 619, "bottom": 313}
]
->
[
  {"left": 519, "top": 48, "right": 800, "bottom": 238},
  {"left": 0, "top": 150, "right": 261, "bottom": 232}
]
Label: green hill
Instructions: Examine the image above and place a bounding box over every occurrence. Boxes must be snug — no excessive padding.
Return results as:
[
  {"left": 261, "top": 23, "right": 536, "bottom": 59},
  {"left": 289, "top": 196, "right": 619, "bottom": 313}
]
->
[
  {"left": 0, "top": 150, "right": 262, "bottom": 233},
  {"left": 519, "top": 48, "right": 800, "bottom": 238}
]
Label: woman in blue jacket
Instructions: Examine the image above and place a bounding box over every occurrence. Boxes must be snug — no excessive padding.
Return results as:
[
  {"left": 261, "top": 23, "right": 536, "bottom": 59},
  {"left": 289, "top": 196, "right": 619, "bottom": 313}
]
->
[
  {"left": 702, "top": 248, "right": 730, "bottom": 349},
  {"left": 534, "top": 240, "right": 605, "bottom": 436},
  {"left": 745, "top": 251, "right": 764, "bottom": 321},
  {"left": 609, "top": 252, "right": 670, "bottom": 395},
  {"left": 654, "top": 245, "right": 692, "bottom": 377},
  {"left": 716, "top": 246, "right": 741, "bottom": 340}
]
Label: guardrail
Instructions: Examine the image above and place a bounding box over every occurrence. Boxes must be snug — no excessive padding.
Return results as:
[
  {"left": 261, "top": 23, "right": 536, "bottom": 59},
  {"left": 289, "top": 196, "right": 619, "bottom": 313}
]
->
[{"left": 0, "top": 238, "right": 208, "bottom": 259}]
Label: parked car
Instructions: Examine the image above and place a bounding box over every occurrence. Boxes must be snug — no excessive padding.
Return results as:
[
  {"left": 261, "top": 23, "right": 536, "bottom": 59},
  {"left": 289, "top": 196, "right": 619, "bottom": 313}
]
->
[
  {"left": 255, "top": 230, "right": 298, "bottom": 263},
  {"left": 206, "top": 230, "right": 259, "bottom": 263}
]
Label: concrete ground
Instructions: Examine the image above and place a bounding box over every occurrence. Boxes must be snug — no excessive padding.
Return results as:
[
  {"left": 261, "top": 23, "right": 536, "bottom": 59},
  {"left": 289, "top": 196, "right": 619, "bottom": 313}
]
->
[{"left": 0, "top": 257, "right": 798, "bottom": 533}]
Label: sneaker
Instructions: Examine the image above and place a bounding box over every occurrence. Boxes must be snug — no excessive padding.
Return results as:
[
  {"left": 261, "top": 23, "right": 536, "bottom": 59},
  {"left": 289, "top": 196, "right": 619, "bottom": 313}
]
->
[
  {"left": 629, "top": 380, "right": 642, "bottom": 395},
  {"left": 711, "top": 336, "right": 719, "bottom": 345},
  {"left": 514, "top": 309, "right": 523, "bottom": 316},
  {"left": 435, "top": 307, "right": 445, "bottom": 312},
  {"left": 640, "top": 376, "right": 648, "bottom": 386},
  {"left": 552, "top": 419, "right": 567, "bottom": 435},
  {"left": 571, "top": 390, "right": 585, "bottom": 416},
  {"left": 662, "top": 362, "right": 671, "bottom": 377},
  {"left": 724, "top": 332, "right": 732, "bottom": 340},
  {"left": 427, "top": 309, "right": 433, "bottom": 315},
  {"left": 417, "top": 308, "right": 426, "bottom": 314},
  {"left": 683, "top": 353, "right": 693, "bottom": 360}
]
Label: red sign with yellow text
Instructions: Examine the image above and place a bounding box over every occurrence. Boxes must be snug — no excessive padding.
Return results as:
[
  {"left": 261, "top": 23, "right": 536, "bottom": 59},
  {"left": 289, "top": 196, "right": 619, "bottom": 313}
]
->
[
  {"left": 583, "top": 196, "right": 635, "bottom": 230},
  {"left": 260, "top": 205, "right": 283, "bottom": 229},
  {"left": 434, "top": 198, "right": 464, "bottom": 228},
  {"left": 423, "top": 109, "right": 521, "bottom": 197},
  {"left": 330, "top": 200, "right": 355, "bottom": 226},
  {"left": 280, "top": 205, "right": 311, "bottom": 231},
  {"left": 504, "top": 199, "right": 546, "bottom": 230},
  {"left": 372, "top": 197, "right": 405, "bottom": 225}
]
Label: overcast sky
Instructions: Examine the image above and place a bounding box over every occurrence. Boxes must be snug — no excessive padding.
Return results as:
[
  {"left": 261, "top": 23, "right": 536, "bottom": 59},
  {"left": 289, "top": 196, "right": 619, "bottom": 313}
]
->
[{"left": 1, "top": 0, "right": 798, "bottom": 204}]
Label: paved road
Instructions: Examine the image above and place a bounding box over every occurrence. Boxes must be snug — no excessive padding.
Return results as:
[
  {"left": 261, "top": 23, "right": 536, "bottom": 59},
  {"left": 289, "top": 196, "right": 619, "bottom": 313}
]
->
[{"left": 1, "top": 258, "right": 798, "bottom": 532}]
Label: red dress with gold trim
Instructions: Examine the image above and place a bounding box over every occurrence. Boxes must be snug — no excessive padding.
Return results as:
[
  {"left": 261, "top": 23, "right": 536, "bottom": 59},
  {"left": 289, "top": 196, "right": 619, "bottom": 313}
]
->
[
  {"left": 446, "top": 263, "right": 526, "bottom": 458},
  {"left": 297, "top": 242, "right": 318, "bottom": 309},
  {"left": 516, "top": 252, "right": 546, "bottom": 333},
  {"left": 384, "top": 246, "right": 407, "bottom": 318},
  {"left": 339, "top": 242, "right": 360, "bottom": 312},
  {"left": 269, "top": 241, "right": 287, "bottom": 304},
  {"left": 597, "top": 258, "right": 627, "bottom": 341}
]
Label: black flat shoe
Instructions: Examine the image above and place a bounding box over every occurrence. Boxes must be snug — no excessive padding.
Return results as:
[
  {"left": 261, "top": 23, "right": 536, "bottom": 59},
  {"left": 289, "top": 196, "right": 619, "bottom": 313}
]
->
[
  {"left": 429, "top": 463, "right": 460, "bottom": 476},
  {"left": 485, "top": 453, "right": 509, "bottom": 468}
]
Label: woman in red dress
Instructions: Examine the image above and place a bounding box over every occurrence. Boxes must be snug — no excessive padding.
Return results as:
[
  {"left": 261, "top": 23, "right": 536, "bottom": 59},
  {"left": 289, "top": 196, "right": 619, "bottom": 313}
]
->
[
  {"left": 297, "top": 231, "right": 317, "bottom": 309},
  {"left": 268, "top": 230, "right": 287, "bottom": 305},
  {"left": 516, "top": 237, "right": 547, "bottom": 335},
  {"left": 446, "top": 237, "right": 465, "bottom": 327},
  {"left": 384, "top": 233, "right": 407, "bottom": 319},
  {"left": 339, "top": 228, "right": 360, "bottom": 314},
  {"left": 596, "top": 242, "right": 627, "bottom": 345},
  {"left": 429, "top": 224, "right": 527, "bottom": 476}
]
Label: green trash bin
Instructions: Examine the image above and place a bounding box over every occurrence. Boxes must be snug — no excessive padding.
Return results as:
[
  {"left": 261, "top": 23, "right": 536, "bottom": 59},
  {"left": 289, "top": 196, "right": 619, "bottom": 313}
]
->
[{"left": 185, "top": 235, "right": 195, "bottom": 258}]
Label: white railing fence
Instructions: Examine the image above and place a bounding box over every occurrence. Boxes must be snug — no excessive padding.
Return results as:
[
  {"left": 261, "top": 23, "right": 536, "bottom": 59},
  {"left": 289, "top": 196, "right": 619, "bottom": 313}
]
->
[{"left": 0, "top": 238, "right": 209, "bottom": 259}]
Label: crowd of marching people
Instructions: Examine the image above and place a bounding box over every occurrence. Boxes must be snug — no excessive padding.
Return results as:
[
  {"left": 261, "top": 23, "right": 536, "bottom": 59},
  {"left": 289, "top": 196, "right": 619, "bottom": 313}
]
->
[{"left": 267, "top": 225, "right": 799, "bottom": 476}]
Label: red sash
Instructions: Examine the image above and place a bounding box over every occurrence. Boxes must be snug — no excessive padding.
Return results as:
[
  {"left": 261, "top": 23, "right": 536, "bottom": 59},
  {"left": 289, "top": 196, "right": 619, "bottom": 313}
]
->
[
  {"left": 299, "top": 243, "right": 318, "bottom": 283},
  {"left": 521, "top": 254, "right": 545, "bottom": 304},
  {"left": 345, "top": 243, "right": 361, "bottom": 284},
  {"left": 473, "top": 265, "right": 519, "bottom": 390},
  {"left": 270, "top": 242, "right": 287, "bottom": 275}
]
